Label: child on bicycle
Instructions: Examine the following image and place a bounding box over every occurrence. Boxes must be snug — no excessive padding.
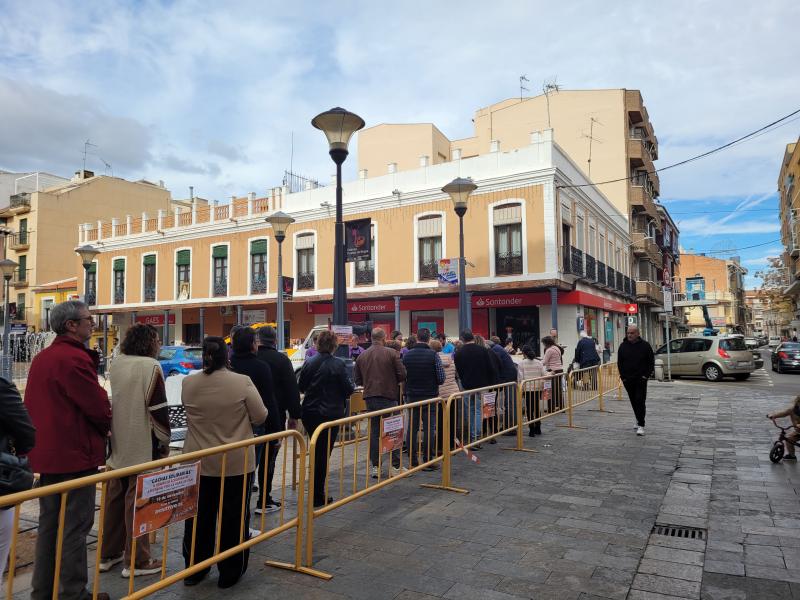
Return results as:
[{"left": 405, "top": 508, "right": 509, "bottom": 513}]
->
[{"left": 768, "top": 395, "right": 800, "bottom": 460}]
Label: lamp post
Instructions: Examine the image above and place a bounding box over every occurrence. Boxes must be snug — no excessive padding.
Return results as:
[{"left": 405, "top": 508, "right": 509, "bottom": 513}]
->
[
  {"left": 75, "top": 244, "right": 100, "bottom": 307},
  {"left": 266, "top": 211, "right": 295, "bottom": 352},
  {"left": 442, "top": 177, "right": 477, "bottom": 335},
  {"left": 311, "top": 107, "right": 365, "bottom": 341},
  {"left": 0, "top": 258, "right": 18, "bottom": 381}
]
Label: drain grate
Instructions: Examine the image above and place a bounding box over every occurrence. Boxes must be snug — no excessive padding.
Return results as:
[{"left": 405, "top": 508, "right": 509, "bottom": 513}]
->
[{"left": 651, "top": 524, "right": 706, "bottom": 540}]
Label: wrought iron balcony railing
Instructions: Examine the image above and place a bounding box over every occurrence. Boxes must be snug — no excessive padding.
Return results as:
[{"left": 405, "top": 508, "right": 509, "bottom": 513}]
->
[
  {"left": 419, "top": 261, "right": 438, "bottom": 281},
  {"left": 143, "top": 285, "right": 156, "bottom": 302},
  {"left": 114, "top": 287, "right": 125, "bottom": 304},
  {"left": 495, "top": 252, "right": 523, "bottom": 276},
  {"left": 562, "top": 246, "right": 584, "bottom": 277},
  {"left": 213, "top": 279, "right": 228, "bottom": 297},
  {"left": 250, "top": 274, "right": 267, "bottom": 294},
  {"left": 585, "top": 254, "right": 597, "bottom": 282},
  {"left": 355, "top": 266, "right": 375, "bottom": 285},
  {"left": 596, "top": 261, "right": 607, "bottom": 286},
  {"left": 297, "top": 272, "right": 315, "bottom": 290}
]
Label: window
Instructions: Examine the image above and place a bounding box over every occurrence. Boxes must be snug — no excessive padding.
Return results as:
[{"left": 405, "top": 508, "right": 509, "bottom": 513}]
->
[
  {"left": 113, "top": 259, "right": 125, "bottom": 304},
  {"left": 575, "top": 212, "right": 585, "bottom": 251},
  {"left": 176, "top": 250, "right": 190, "bottom": 299},
  {"left": 250, "top": 240, "right": 267, "bottom": 293},
  {"left": 599, "top": 231, "right": 606, "bottom": 262},
  {"left": 608, "top": 241, "right": 614, "bottom": 269},
  {"left": 212, "top": 245, "right": 228, "bottom": 297},
  {"left": 296, "top": 234, "right": 315, "bottom": 290},
  {"left": 588, "top": 224, "right": 597, "bottom": 258},
  {"left": 41, "top": 298, "right": 54, "bottom": 330},
  {"left": 143, "top": 255, "right": 156, "bottom": 302},
  {"left": 86, "top": 262, "right": 97, "bottom": 304},
  {"left": 656, "top": 339, "right": 684, "bottom": 354},
  {"left": 18, "top": 218, "right": 28, "bottom": 244},
  {"left": 685, "top": 339, "right": 713, "bottom": 352},
  {"left": 355, "top": 226, "right": 375, "bottom": 285},
  {"left": 16, "top": 293, "right": 25, "bottom": 320},
  {"left": 17, "top": 255, "right": 26, "bottom": 282},
  {"left": 493, "top": 204, "right": 522, "bottom": 276},
  {"left": 157, "top": 348, "right": 177, "bottom": 361},
  {"left": 417, "top": 215, "right": 442, "bottom": 280},
  {"left": 719, "top": 338, "right": 746, "bottom": 351}
]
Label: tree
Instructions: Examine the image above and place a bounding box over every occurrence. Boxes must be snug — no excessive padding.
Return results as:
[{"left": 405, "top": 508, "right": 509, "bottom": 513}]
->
[{"left": 756, "top": 257, "right": 795, "bottom": 332}]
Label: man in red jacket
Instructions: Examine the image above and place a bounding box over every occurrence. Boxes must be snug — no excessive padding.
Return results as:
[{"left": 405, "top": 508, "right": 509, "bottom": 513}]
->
[{"left": 25, "top": 300, "right": 111, "bottom": 600}]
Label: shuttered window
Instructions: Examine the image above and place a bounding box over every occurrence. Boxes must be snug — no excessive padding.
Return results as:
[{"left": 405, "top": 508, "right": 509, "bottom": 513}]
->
[
  {"left": 418, "top": 215, "right": 442, "bottom": 237},
  {"left": 143, "top": 254, "right": 156, "bottom": 266},
  {"left": 250, "top": 239, "right": 267, "bottom": 255},
  {"left": 87, "top": 262, "right": 97, "bottom": 274},
  {"left": 295, "top": 233, "right": 314, "bottom": 249},
  {"left": 493, "top": 203, "right": 521, "bottom": 225},
  {"left": 212, "top": 245, "right": 227, "bottom": 258},
  {"left": 113, "top": 259, "right": 125, "bottom": 271},
  {"left": 176, "top": 250, "right": 190, "bottom": 266}
]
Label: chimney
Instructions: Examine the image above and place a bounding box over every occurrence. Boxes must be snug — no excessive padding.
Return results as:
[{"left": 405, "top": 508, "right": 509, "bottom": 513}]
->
[
  {"left": 189, "top": 185, "right": 194, "bottom": 200},
  {"left": 158, "top": 179, "right": 165, "bottom": 188},
  {"left": 387, "top": 162, "right": 397, "bottom": 174},
  {"left": 451, "top": 149, "right": 462, "bottom": 160},
  {"left": 419, "top": 155, "right": 429, "bottom": 167},
  {"left": 249, "top": 192, "right": 256, "bottom": 201}
]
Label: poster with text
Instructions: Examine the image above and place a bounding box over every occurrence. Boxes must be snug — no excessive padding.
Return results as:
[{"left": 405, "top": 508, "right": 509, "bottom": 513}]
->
[
  {"left": 437, "top": 258, "right": 458, "bottom": 287},
  {"left": 481, "top": 391, "right": 497, "bottom": 419},
  {"left": 380, "top": 414, "right": 404, "bottom": 453},
  {"left": 132, "top": 462, "right": 200, "bottom": 538},
  {"left": 345, "top": 218, "right": 371, "bottom": 262},
  {"left": 332, "top": 324, "right": 353, "bottom": 346}
]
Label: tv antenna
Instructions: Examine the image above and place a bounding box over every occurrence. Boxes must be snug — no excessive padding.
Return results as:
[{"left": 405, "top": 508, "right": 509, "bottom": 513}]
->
[
  {"left": 542, "top": 77, "right": 561, "bottom": 128},
  {"left": 581, "top": 116, "right": 603, "bottom": 179},
  {"left": 519, "top": 75, "right": 529, "bottom": 101},
  {"left": 82, "top": 139, "right": 97, "bottom": 172},
  {"left": 99, "top": 157, "right": 113, "bottom": 177}
]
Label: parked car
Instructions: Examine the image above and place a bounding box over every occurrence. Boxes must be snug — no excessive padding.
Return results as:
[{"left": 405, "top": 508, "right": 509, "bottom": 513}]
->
[
  {"left": 158, "top": 345, "right": 203, "bottom": 377},
  {"left": 752, "top": 351, "right": 764, "bottom": 370},
  {"left": 654, "top": 335, "right": 754, "bottom": 382},
  {"left": 768, "top": 336, "right": 782, "bottom": 349},
  {"left": 770, "top": 342, "right": 800, "bottom": 374},
  {"left": 744, "top": 337, "right": 759, "bottom": 350}
]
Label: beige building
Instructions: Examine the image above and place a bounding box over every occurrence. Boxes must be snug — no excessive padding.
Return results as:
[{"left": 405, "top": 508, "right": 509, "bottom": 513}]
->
[
  {"left": 676, "top": 254, "right": 748, "bottom": 334},
  {"left": 779, "top": 137, "right": 800, "bottom": 332},
  {"left": 80, "top": 130, "right": 636, "bottom": 356},
  {"left": 0, "top": 171, "right": 172, "bottom": 329},
  {"left": 358, "top": 89, "right": 667, "bottom": 342}
]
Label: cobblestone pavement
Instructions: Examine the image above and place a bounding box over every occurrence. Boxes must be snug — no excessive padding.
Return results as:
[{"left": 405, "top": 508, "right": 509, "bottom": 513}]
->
[{"left": 12, "top": 380, "right": 800, "bottom": 599}]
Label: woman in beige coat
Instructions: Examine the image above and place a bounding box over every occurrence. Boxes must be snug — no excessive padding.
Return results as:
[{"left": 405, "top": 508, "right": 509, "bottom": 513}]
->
[
  {"left": 517, "top": 344, "right": 545, "bottom": 437},
  {"left": 180, "top": 337, "right": 266, "bottom": 589},
  {"left": 430, "top": 339, "right": 459, "bottom": 454}
]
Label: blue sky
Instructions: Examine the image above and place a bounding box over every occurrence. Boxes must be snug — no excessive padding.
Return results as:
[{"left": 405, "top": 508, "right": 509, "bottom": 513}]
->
[{"left": 1, "top": 1, "right": 798, "bottom": 287}]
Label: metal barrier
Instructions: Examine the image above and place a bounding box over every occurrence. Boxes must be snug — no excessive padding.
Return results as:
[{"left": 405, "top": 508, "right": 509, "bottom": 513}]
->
[
  {"left": 303, "top": 396, "right": 443, "bottom": 573},
  {"left": 0, "top": 430, "right": 324, "bottom": 600}
]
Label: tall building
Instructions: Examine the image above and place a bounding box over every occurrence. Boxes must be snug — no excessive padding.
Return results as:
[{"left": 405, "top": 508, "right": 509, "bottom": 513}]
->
[
  {"left": 358, "top": 89, "right": 672, "bottom": 344},
  {"left": 80, "top": 130, "right": 636, "bottom": 357},
  {"left": 744, "top": 289, "right": 765, "bottom": 335},
  {"left": 676, "top": 254, "right": 748, "bottom": 334},
  {"left": 779, "top": 136, "right": 800, "bottom": 334},
  {"left": 0, "top": 171, "right": 172, "bottom": 329}
]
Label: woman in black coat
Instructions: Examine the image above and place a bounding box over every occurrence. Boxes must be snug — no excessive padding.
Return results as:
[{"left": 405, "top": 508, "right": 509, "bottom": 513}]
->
[{"left": 298, "top": 330, "right": 354, "bottom": 508}]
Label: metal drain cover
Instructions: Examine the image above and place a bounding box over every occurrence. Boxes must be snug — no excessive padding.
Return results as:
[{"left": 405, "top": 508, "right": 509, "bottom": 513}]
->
[{"left": 651, "top": 524, "right": 706, "bottom": 540}]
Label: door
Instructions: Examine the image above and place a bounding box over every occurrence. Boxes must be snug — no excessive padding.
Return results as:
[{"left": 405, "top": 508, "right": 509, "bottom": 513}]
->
[
  {"left": 656, "top": 339, "right": 686, "bottom": 375},
  {"left": 681, "top": 338, "right": 713, "bottom": 375}
]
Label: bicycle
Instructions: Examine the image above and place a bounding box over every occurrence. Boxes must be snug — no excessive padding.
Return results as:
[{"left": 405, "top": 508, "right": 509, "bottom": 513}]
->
[{"left": 768, "top": 416, "right": 800, "bottom": 463}]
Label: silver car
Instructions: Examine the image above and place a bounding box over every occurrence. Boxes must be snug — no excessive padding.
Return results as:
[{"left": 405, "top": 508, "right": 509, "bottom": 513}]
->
[{"left": 655, "top": 335, "right": 755, "bottom": 381}]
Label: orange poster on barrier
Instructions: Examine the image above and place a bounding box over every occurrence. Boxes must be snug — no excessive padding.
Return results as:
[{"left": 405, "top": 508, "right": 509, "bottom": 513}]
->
[
  {"left": 132, "top": 461, "right": 200, "bottom": 538},
  {"left": 481, "top": 391, "right": 497, "bottom": 419},
  {"left": 380, "top": 415, "right": 404, "bottom": 453},
  {"left": 543, "top": 379, "right": 552, "bottom": 405}
]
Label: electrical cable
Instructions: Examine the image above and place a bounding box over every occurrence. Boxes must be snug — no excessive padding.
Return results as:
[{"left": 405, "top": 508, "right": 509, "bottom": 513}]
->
[
  {"left": 556, "top": 107, "right": 800, "bottom": 190},
  {"left": 691, "top": 239, "right": 781, "bottom": 255}
]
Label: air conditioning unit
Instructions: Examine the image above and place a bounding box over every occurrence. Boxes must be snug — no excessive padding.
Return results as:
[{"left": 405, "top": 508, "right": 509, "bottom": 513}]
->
[
  {"left": 220, "top": 305, "right": 233, "bottom": 316},
  {"left": 177, "top": 282, "right": 189, "bottom": 301}
]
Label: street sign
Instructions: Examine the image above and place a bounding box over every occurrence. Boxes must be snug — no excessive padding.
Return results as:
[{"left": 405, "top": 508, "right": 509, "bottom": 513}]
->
[
  {"left": 662, "top": 287, "right": 673, "bottom": 312},
  {"left": 625, "top": 304, "right": 638, "bottom": 314},
  {"left": 627, "top": 316, "right": 638, "bottom": 325}
]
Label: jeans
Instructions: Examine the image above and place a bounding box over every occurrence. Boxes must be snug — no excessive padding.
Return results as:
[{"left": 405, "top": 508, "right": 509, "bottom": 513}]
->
[
  {"left": 365, "top": 396, "right": 401, "bottom": 468},
  {"left": 622, "top": 377, "right": 648, "bottom": 427},
  {"left": 31, "top": 470, "right": 97, "bottom": 600},
  {"left": 254, "top": 434, "right": 280, "bottom": 505},
  {"left": 462, "top": 393, "right": 482, "bottom": 443},
  {"left": 406, "top": 396, "right": 437, "bottom": 465},
  {"left": 0, "top": 508, "right": 13, "bottom": 591}
]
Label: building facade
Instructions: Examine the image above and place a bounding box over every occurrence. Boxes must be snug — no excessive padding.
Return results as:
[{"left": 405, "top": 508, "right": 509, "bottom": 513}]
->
[
  {"left": 0, "top": 171, "right": 172, "bottom": 329},
  {"left": 779, "top": 137, "right": 800, "bottom": 333},
  {"left": 358, "top": 89, "right": 670, "bottom": 344},
  {"left": 676, "top": 254, "right": 748, "bottom": 334},
  {"left": 744, "top": 289, "right": 764, "bottom": 336},
  {"left": 80, "top": 130, "right": 636, "bottom": 357}
]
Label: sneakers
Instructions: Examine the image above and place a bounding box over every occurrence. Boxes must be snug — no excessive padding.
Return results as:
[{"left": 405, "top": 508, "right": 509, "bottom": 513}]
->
[
  {"left": 422, "top": 463, "right": 440, "bottom": 472},
  {"left": 98, "top": 555, "right": 123, "bottom": 572},
  {"left": 636, "top": 426, "right": 645, "bottom": 436},
  {"left": 389, "top": 466, "right": 409, "bottom": 477},
  {"left": 249, "top": 527, "right": 261, "bottom": 538},
  {"left": 371, "top": 465, "right": 380, "bottom": 479},
  {"left": 254, "top": 499, "right": 281, "bottom": 514},
  {"left": 121, "top": 559, "right": 162, "bottom": 577}
]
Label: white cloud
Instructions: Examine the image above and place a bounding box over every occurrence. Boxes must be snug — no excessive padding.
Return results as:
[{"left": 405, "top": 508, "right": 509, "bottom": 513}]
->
[{"left": 676, "top": 217, "right": 780, "bottom": 236}]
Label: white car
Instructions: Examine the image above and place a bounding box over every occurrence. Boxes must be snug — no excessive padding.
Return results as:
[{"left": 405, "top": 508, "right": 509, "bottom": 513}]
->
[{"left": 768, "top": 336, "right": 782, "bottom": 349}]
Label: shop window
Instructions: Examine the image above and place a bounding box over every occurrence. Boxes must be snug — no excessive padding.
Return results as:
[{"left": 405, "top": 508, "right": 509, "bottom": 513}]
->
[
  {"left": 493, "top": 204, "right": 522, "bottom": 276},
  {"left": 296, "top": 233, "right": 315, "bottom": 290},
  {"left": 417, "top": 215, "right": 442, "bottom": 281},
  {"left": 411, "top": 310, "right": 444, "bottom": 337}
]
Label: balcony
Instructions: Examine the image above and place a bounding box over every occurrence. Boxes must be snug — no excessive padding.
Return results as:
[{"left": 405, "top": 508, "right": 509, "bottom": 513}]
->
[
  {"left": 6, "top": 193, "right": 31, "bottom": 214},
  {"left": 355, "top": 266, "right": 375, "bottom": 285},
  {"left": 584, "top": 254, "right": 597, "bottom": 282},
  {"left": 144, "top": 285, "right": 156, "bottom": 302},
  {"left": 562, "top": 246, "right": 584, "bottom": 277},
  {"left": 11, "top": 269, "right": 29, "bottom": 288},
  {"left": 419, "top": 261, "right": 438, "bottom": 281},
  {"left": 596, "top": 261, "right": 607, "bottom": 286},
  {"left": 84, "top": 291, "right": 95, "bottom": 306},
  {"left": 114, "top": 287, "right": 125, "bottom": 305},
  {"left": 212, "top": 279, "right": 227, "bottom": 297},
  {"left": 297, "top": 272, "right": 315, "bottom": 291},
  {"left": 615, "top": 272, "right": 624, "bottom": 292},
  {"left": 8, "top": 231, "right": 30, "bottom": 251},
  {"left": 636, "top": 280, "right": 662, "bottom": 305},
  {"left": 251, "top": 274, "right": 267, "bottom": 294},
  {"left": 495, "top": 253, "right": 523, "bottom": 276},
  {"left": 624, "top": 276, "right": 634, "bottom": 298},
  {"left": 607, "top": 265, "right": 616, "bottom": 288}
]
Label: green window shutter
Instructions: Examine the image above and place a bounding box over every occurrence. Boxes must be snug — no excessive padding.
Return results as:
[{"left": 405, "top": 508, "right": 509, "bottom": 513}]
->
[
  {"left": 88, "top": 262, "right": 97, "bottom": 274},
  {"left": 212, "top": 245, "right": 228, "bottom": 259},
  {"left": 176, "top": 250, "right": 190, "bottom": 266},
  {"left": 143, "top": 254, "right": 156, "bottom": 266},
  {"left": 250, "top": 239, "right": 267, "bottom": 255},
  {"left": 113, "top": 259, "right": 125, "bottom": 272}
]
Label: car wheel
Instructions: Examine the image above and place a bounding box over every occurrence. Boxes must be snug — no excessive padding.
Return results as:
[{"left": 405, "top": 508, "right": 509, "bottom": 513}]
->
[
  {"left": 770, "top": 441, "right": 785, "bottom": 463},
  {"left": 733, "top": 373, "right": 750, "bottom": 381},
  {"left": 703, "top": 363, "right": 723, "bottom": 382}
]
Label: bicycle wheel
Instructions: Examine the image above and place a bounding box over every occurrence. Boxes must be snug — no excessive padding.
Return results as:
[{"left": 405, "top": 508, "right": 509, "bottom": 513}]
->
[{"left": 770, "top": 441, "right": 785, "bottom": 463}]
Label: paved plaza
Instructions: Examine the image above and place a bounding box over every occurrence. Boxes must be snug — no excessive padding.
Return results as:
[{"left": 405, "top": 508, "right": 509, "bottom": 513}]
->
[{"left": 10, "top": 379, "right": 800, "bottom": 599}]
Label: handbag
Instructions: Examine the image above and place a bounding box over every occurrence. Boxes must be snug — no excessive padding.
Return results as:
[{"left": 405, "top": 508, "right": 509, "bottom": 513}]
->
[{"left": 0, "top": 435, "right": 34, "bottom": 497}]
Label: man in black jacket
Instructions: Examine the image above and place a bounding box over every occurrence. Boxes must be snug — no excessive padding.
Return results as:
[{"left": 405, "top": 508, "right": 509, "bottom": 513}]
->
[
  {"left": 402, "top": 328, "right": 445, "bottom": 468},
  {"left": 230, "top": 327, "right": 282, "bottom": 513},
  {"left": 617, "top": 325, "right": 655, "bottom": 436},
  {"left": 454, "top": 330, "right": 499, "bottom": 449}
]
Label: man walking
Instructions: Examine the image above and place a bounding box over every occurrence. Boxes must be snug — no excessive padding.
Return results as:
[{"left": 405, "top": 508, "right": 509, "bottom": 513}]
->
[
  {"left": 25, "top": 300, "right": 112, "bottom": 600},
  {"left": 402, "top": 328, "right": 445, "bottom": 467},
  {"left": 453, "top": 330, "right": 499, "bottom": 449},
  {"left": 617, "top": 325, "right": 654, "bottom": 436},
  {"left": 571, "top": 330, "right": 601, "bottom": 389},
  {"left": 354, "top": 328, "right": 407, "bottom": 478},
  {"left": 255, "top": 326, "right": 302, "bottom": 512}
]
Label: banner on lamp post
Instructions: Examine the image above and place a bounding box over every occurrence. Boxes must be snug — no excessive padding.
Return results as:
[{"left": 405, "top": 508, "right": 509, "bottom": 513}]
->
[
  {"left": 281, "top": 276, "right": 294, "bottom": 301},
  {"left": 344, "top": 218, "right": 371, "bottom": 262},
  {"left": 437, "top": 258, "right": 459, "bottom": 287}
]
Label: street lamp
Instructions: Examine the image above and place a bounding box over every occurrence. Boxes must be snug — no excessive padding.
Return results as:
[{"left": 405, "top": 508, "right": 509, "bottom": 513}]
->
[
  {"left": 312, "top": 107, "right": 365, "bottom": 339},
  {"left": 442, "top": 177, "right": 477, "bottom": 335},
  {"left": 0, "top": 258, "right": 18, "bottom": 381},
  {"left": 265, "top": 210, "right": 295, "bottom": 352},
  {"left": 75, "top": 244, "right": 100, "bottom": 307}
]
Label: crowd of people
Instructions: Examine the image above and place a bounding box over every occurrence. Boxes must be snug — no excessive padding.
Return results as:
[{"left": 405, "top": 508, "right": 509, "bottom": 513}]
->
[{"left": 0, "top": 298, "right": 657, "bottom": 597}]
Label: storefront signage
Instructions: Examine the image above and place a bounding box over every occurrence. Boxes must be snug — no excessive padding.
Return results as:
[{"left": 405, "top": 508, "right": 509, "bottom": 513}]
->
[
  {"left": 135, "top": 314, "right": 176, "bottom": 326},
  {"left": 132, "top": 462, "right": 200, "bottom": 538},
  {"left": 474, "top": 295, "right": 524, "bottom": 308},
  {"left": 437, "top": 258, "right": 459, "bottom": 287},
  {"left": 344, "top": 218, "right": 371, "bottom": 262},
  {"left": 242, "top": 309, "right": 266, "bottom": 325},
  {"left": 625, "top": 304, "right": 638, "bottom": 314}
]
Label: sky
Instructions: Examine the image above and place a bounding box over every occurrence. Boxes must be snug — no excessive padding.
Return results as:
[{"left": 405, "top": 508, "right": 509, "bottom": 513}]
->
[{"left": 1, "top": 1, "right": 798, "bottom": 288}]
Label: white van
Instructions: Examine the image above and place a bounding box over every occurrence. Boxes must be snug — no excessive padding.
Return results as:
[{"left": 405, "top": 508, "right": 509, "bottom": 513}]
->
[{"left": 768, "top": 336, "right": 782, "bottom": 349}]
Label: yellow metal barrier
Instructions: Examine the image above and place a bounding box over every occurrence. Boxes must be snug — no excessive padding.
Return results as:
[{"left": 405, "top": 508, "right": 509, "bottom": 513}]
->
[
  {"left": 303, "top": 396, "right": 443, "bottom": 573},
  {"left": 0, "top": 430, "right": 324, "bottom": 599}
]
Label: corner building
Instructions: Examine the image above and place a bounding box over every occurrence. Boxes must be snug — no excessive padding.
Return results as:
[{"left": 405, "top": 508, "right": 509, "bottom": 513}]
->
[{"left": 81, "top": 130, "right": 634, "bottom": 356}]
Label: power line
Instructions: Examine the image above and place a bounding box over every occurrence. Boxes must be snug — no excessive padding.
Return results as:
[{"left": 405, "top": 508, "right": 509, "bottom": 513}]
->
[
  {"left": 557, "top": 107, "right": 800, "bottom": 190},
  {"left": 668, "top": 208, "right": 777, "bottom": 215},
  {"left": 688, "top": 239, "right": 781, "bottom": 255}
]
